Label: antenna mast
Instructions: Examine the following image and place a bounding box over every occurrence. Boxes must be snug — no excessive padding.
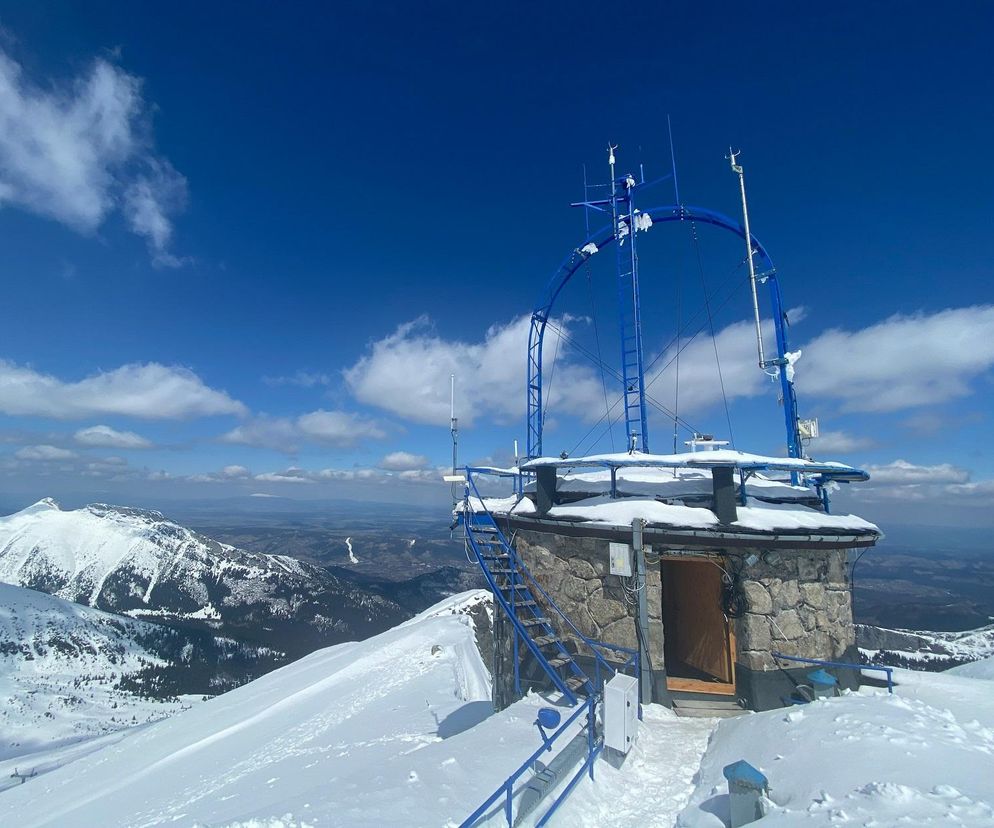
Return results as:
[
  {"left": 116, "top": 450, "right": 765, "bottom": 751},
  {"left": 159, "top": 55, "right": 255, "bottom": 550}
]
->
[
  {"left": 729, "top": 149, "right": 766, "bottom": 368},
  {"left": 450, "top": 374, "right": 458, "bottom": 475},
  {"left": 608, "top": 145, "right": 650, "bottom": 453}
]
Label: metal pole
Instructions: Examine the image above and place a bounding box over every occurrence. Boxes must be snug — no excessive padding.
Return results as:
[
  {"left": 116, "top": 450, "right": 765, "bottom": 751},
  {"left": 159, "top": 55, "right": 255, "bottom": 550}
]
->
[
  {"left": 729, "top": 150, "right": 766, "bottom": 368},
  {"left": 450, "top": 374, "right": 458, "bottom": 474},
  {"left": 633, "top": 519, "right": 652, "bottom": 703}
]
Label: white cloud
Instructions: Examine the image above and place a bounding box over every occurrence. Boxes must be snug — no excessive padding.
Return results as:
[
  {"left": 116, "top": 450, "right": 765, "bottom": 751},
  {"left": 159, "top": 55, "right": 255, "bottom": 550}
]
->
[
  {"left": 222, "top": 409, "right": 386, "bottom": 453},
  {"left": 220, "top": 464, "right": 250, "bottom": 479},
  {"left": 346, "top": 305, "right": 994, "bottom": 438},
  {"left": 14, "top": 444, "right": 76, "bottom": 461},
  {"left": 345, "top": 315, "right": 609, "bottom": 427},
  {"left": 74, "top": 424, "right": 153, "bottom": 449},
  {"left": 378, "top": 451, "right": 430, "bottom": 471},
  {"left": 807, "top": 430, "right": 876, "bottom": 454},
  {"left": 0, "top": 360, "right": 245, "bottom": 420},
  {"left": 797, "top": 306, "right": 994, "bottom": 412},
  {"left": 254, "top": 468, "right": 315, "bottom": 484},
  {"left": 0, "top": 50, "right": 187, "bottom": 263},
  {"left": 864, "top": 459, "right": 970, "bottom": 485},
  {"left": 262, "top": 371, "right": 332, "bottom": 388}
]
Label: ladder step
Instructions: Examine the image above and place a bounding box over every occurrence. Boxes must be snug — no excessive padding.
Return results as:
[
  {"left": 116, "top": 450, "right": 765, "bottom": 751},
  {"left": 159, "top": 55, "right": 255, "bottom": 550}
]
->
[
  {"left": 511, "top": 600, "right": 538, "bottom": 609},
  {"left": 565, "top": 676, "right": 587, "bottom": 691},
  {"left": 531, "top": 634, "right": 560, "bottom": 646},
  {"left": 548, "top": 655, "right": 573, "bottom": 669},
  {"left": 501, "top": 584, "right": 530, "bottom": 591},
  {"left": 520, "top": 617, "right": 550, "bottom": 628},
  {"left": 490, "top": 568, "right": 514, "bottom": 574}
]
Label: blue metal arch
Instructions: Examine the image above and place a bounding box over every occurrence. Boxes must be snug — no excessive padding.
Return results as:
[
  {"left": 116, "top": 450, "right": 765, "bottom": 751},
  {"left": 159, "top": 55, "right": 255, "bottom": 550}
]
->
[{"left": 526, "top": 204, "right": 801, "bottom": 460}]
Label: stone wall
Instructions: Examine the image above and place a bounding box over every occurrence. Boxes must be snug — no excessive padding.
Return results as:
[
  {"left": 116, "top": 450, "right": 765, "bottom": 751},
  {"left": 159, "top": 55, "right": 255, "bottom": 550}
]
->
[
  {"left": 734, "top": 548, "right": 854, "bottom": 671},
  {"left": 504, "top": 528, "right": 857, "bottom": 711},
  {"left": 513, "top": 530, "right": 664, "bottom": 666}
]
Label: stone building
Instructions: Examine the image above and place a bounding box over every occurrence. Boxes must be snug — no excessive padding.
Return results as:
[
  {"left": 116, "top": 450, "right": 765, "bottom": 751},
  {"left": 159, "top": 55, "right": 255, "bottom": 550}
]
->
[{"left": 476, "top": 450, "right": 880, "bottom": 713}]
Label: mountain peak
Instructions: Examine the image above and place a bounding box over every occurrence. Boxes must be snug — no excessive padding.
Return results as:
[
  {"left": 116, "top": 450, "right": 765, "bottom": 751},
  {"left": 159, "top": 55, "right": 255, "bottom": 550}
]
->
[{"left": 27, "top": 497, "right": 61, "bottom": 512}]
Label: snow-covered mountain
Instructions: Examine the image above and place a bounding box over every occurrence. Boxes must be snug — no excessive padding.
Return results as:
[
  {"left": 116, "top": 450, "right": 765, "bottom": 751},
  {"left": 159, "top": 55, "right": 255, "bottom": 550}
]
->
[
  {"left": 0, "top": 582, "right": 212, "bottom": 792},
  {"left": 858, "top": 622, "right": 994, "bottom": 671},
  {"left": 0, "top": 588, "right": 992, "bottom": 826},
  {"left": 0, "top": 499, "right": 408, "bottom": 659}
]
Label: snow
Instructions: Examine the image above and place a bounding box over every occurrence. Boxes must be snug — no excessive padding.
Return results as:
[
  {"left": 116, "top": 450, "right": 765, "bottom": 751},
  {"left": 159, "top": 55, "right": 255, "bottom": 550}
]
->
[
  {"left": 678, "top": 670, "right": 994, "bottom": 827},
  {"left": 0, "top": 583, "right": 197, "bottom": 791},
  {"left": 580, "top": 242, "right": 598, "bottom": 255},
  {"left": 634, "top": 212, "right": 653, "bottom": 232},
  {"left": 0, "top": 499, "right": 329, "bottom": 622},
  {"left": 948, "top": 656, "right": 994, "bottom": 680},
  {"left": 733, "top": 498, "right": 879, "bottom": 533},
  {"left": 345, "top": 537, "right": 358, "bottom": 564},
  {"left": 523, "top": 450, "right": 859, "bottom": 474},
  {"left": 4, "top": 585, "right": 994, "bottom": 826},
  {"left": 548, "top": 495, "right": 719, "bottom": 529},
  {"left": 478, "top": 492, "right": 876, "bottom": 535}
]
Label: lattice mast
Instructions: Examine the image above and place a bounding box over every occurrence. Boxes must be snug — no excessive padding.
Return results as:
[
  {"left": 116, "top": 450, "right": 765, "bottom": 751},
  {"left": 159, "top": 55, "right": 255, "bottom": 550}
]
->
[{"left": 607, "top": 146, "right": 651, "bottom": 453}]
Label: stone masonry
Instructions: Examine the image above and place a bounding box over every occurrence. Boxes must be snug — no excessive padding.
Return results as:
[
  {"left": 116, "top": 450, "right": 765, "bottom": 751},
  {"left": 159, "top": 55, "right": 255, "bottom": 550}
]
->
[
  {"left": 514, "top": 529, "right": 664, "bottom": 667},
  {"left": 734, "top": 547, "right": 855, "bottom": 671},
  {"left": 514, "top": 528, "right": 855, "bottom": 685}
]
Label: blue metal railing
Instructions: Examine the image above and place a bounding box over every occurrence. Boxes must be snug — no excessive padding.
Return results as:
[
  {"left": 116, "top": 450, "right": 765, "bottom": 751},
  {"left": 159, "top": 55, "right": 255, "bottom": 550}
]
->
[
  {"left": 772, "top": 651, "right": 894, "bottom": 694},
  {"left": 465, "top": 471, "right": 625, "bottom": 685},
  {"left": 459, "top": 695, "right": 600, "bottom": 828}
]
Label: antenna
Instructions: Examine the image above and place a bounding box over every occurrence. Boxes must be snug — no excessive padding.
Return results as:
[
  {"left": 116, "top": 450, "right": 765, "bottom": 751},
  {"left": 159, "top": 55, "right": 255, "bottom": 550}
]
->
[
  {"left": 667, "top": 115, "right": 681, "bottom": 205},
  {"left": 449, "top": 374, "right": 458, "bottom": 475},
  {"left": 728, "top": 148, "right": 766, "bottom": 368}
]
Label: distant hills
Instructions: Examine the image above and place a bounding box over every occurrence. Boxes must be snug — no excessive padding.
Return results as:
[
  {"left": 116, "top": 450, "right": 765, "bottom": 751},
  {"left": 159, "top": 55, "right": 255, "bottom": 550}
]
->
[{"left": 0, "top": 499, "right": 410, "bottom": 667}]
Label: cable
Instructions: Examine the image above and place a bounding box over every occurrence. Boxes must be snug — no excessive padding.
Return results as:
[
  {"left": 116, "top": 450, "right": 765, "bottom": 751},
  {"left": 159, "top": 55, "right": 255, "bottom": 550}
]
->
[
  {"left": 585, "top": 261, "right": 615, "bottom": 452},
  {"left": 690, "top": 219, "right": 736, "bottom": 448},
  {"left": 542, "top": 316, "right": 564, "bottom": 423}
]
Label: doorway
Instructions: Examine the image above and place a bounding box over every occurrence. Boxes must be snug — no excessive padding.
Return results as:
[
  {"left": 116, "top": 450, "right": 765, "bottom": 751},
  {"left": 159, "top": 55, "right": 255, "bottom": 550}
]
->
[{"left": 661, "top": 557, "right": 736, "bottom": 695}]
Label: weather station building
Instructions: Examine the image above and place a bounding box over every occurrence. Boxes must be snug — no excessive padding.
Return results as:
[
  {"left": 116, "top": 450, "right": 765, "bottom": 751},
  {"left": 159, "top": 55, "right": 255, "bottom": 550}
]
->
[{"left": 454, "top": 148, "right": 881, "bottom": 716}]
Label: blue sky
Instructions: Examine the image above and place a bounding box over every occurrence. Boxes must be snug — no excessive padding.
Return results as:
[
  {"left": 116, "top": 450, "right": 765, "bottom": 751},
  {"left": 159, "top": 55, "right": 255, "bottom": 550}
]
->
[{"left": 0, "top": 2, "right": 991, "bottom": 525}]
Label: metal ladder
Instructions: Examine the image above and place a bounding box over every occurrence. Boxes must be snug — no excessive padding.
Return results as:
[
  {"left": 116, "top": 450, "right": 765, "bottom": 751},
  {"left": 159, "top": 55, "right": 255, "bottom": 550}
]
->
[{"left": 462, "top": 492, "right": 593, "bottom": 705}]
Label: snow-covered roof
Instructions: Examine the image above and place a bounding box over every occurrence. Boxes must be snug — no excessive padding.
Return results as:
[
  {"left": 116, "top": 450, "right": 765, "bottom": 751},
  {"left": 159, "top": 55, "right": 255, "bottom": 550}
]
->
[
  {"left": 477, "top": 493, "right": 879, "bottom": 538},
  {"left": 522, "top": 449, "right": 868, "bottom": 481}
]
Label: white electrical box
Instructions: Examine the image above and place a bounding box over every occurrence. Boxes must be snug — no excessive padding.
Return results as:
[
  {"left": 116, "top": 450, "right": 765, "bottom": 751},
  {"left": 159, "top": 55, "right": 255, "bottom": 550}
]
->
[
  {"left": 604, "top": 672, "right": 639, "bottom": 754},
  {"left": 609, "top": 542, "right": 632, "bottom": 577}
]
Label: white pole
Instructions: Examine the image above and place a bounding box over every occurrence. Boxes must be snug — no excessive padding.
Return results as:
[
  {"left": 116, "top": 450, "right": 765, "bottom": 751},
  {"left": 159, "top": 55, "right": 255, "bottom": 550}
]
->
[
  {"left": 449, "top": 374, "right": 458, "bottom": 475},
  {"left": 729, "top": 149, "right": 766, "bottom": 368}
]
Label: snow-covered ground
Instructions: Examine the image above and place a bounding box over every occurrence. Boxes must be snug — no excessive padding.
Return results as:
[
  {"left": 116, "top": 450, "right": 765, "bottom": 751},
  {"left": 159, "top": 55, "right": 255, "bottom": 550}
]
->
[
  {"left": 0, "top": 583, "right": 198, "bottom": 793},
  {"left": 2, "top": 588, "right": 992, "bottom": 826},
  {"left": 678, "top": 669, "right": 994, "bottom": 826}
]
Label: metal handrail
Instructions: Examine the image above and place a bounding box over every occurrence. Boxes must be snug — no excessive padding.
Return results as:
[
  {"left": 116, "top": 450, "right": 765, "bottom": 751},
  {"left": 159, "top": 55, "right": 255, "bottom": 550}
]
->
[
  {"left": 465, "top": 470, "right": 621, "bottom": 685},
  {"left": 771, "top": 651, "right": 894, "bottom": 694},
  {"left": 459, "top": 695, "right": 599, "bottom": 828}
]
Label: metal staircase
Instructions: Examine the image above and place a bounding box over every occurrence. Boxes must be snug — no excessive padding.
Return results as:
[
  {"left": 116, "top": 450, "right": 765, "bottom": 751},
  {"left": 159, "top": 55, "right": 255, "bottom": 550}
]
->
[{"left": 462, "top": 479, "right": 594, "bottom": 705}]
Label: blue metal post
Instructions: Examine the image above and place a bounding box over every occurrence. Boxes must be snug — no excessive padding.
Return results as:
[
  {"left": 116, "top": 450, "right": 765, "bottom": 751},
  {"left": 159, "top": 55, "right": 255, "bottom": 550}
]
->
[
  {"left": 765, "top": 273, "right": 802, "bottom": 461},
  {"left": 609, "top": 151, "right": 650, "bottom": 452}
]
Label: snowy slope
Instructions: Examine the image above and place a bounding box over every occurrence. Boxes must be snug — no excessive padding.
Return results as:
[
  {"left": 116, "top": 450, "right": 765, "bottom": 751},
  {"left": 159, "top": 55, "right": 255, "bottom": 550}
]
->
[
  {"left": 0, "top": 499, "right": 408, "bottom": 657},
  {"left": 0, "top": 582, "right": 201, "bottom": 791},
  {"left": 947, "top": 655, "right": 994, "bottom": 680},
  {"left": 858, "top": 622, "right": 994, "bottom": 671},
  {"left": 678, "top": 669, "right": 994, "bottom": 826},
  {"left": 0, "top": 591, "right": 503, "bottom": 827},
  {"left": 4, "top": 587, "right": 993, "bottom": 827}
]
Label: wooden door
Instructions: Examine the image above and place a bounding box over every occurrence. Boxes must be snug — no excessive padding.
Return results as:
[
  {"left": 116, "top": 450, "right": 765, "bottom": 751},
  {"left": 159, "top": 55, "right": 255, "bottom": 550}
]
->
[{"left": 662, "top": 558, "right": 736, "bottom": 693}]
